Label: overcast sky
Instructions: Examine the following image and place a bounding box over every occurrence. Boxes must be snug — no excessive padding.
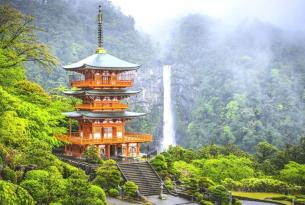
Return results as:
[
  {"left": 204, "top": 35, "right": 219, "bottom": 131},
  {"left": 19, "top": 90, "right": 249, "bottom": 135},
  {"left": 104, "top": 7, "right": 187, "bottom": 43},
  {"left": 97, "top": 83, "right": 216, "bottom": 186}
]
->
[{"left": 110, "top": 0, "right": 305, "bottom": 36}]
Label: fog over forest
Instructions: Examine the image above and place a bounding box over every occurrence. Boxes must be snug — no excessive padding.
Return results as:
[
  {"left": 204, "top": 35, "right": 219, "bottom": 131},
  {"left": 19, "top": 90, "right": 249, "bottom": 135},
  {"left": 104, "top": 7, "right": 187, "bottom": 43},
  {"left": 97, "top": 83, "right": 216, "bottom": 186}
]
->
[
  {"left": 2, "top": 0, "right": 305, "bottom": 152},
  {"left": 2, "top": 1, "right": 305, "bottom": 204}
]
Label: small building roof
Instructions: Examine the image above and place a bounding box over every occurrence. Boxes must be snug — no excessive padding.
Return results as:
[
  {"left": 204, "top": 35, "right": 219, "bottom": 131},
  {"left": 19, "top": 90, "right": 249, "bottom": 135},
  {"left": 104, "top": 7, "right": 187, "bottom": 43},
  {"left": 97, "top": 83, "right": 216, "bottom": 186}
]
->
[
  {"left": 63, "top": 111, "right": 146, "bottom": 119},
  {"left": 63, "top": 53, "right": 140, "bottom": 71},
  {"left": 63, "top": 89, "right": 141, "bottom": 97}
]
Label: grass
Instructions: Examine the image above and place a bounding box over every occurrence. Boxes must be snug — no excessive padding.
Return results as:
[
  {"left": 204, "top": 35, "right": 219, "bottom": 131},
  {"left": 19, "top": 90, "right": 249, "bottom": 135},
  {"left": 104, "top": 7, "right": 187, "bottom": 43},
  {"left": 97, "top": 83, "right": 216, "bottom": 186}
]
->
[{"left": 232, "top": 191, "right": 292, "bottom": 205}]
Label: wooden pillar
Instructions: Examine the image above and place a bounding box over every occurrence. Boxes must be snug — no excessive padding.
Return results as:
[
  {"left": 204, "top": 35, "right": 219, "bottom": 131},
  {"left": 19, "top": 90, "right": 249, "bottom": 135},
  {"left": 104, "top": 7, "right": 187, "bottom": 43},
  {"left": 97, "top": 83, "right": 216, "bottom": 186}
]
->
[
  {"left": 126, "top": 143, "right": 129, "bottom": 158},
  {"left": 106, "top": 144, "right": 110, "bottom": 158},
  {"left": 136, "top": 143, "right": 140, "bottom": 157},
  {"left": 64, "top": 145, "right": 67, "bottom": 154}
]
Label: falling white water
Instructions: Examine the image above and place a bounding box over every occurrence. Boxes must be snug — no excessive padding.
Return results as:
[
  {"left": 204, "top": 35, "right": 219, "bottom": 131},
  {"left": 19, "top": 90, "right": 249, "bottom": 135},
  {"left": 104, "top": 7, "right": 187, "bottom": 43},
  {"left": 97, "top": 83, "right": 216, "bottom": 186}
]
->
[{"left": 162, "top": 65, "right": 175, "bottom": 151}]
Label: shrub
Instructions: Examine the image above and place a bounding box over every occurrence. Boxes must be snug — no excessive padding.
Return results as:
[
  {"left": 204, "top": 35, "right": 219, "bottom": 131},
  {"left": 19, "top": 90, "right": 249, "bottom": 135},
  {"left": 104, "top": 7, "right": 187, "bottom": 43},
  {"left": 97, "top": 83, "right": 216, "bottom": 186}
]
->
[
  {"left": 62, "top": 163, "right": 86, "bottom": 179},
  {"left": 151, "top": 155, "right": 167, "bottom": 172},
  {"left": 222, "top": 178, "right": 242, "bottom": 190},
  {"left": 199, "top": 177, "right": 216, "bottom": 190},
  {"left": 165, "top": 178, "right": 173, "bottom": 190},
  {"left": 239, "top": 178, "right": 290, "bottom": 193},
  {"left": 93, "top": 160, "right": 122, "bottom": 191},
  {"left": 280, "top": 161, "right": 305, "bottom": 186},
  {"left": 194, "top": 192, "right": 203, "bottom": 202},
  {"left": 208, "top": 185, "right": 229, "bottom": 203},
  {"left": 235, "top": 199, "right": 242, "bottom": 205},
  {"left": 123, "top": 181, "right": 138, "bottom": 198},
  {"left": 83, "top": 145, "right": 102, "bottom": 164},
  {"left": 200, "top": 200, "right": 214, "bottom": 205},
  {"left": 1, "top": 166, "right": 17, "bottom": 183},
  {"left": 0, "top": 180, "right": 35, "bottom": 205},
  {"left": 20, "top": 180, "right": 48, "bottom": 203},
  {"left": 108, "top": 188, "right": 119, "bottom": 197}
]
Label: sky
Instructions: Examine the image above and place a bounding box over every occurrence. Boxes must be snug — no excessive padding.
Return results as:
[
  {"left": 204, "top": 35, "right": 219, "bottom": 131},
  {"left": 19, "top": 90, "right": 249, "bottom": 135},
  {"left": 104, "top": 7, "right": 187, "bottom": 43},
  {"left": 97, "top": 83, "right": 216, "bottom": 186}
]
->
[{"left": 110, "top": 0, "right": 305, "bottom": 36}]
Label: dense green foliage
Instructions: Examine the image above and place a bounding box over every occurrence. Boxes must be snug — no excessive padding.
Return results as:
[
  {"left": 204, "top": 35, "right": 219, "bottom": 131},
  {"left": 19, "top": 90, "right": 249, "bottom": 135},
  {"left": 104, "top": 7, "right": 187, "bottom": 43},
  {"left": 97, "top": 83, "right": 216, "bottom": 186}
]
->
[
  {"left": 0, "top": 180, "right": 35, "bottom": 205},
  {"left": 122, "top": 181, "right": 139, "bottom": 198},
  {"left": 92, "top": 159, "right": 122, "bottom": 192},
  {"left": 152, "top": 144, "right": 305, "bottom": 204},
  {"left": 0, "top": 4, "right": 108, "bottom": 204},
  {"left": 84, "top": 145, "right": 103, "bottom": 164},
  {"left": 168, "top": 14, "right": 305, "bottom": 151}
]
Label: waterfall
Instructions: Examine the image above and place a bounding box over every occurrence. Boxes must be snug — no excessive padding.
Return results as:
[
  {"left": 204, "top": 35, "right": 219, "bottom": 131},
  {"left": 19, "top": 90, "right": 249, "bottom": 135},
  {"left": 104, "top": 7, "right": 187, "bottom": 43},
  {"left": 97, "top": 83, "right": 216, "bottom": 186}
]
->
[{"left": 162, "top": 65, "right": 175, "bottom": 151}]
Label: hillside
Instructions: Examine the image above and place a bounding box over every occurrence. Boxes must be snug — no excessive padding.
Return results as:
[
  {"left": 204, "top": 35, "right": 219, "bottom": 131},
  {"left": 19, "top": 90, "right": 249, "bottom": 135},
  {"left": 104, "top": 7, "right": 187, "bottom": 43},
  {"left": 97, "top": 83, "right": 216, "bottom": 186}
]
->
[{"left": 167, "top": 14, "right": 305, "bottom": 151}]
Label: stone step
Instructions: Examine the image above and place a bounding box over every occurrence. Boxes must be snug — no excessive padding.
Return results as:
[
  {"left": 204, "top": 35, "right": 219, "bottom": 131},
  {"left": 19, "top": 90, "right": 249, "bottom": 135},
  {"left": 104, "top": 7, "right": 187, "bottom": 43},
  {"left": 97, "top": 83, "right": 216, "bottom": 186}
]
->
[{"left": 117, "top": 161, "right": 168, "bottom": 196}]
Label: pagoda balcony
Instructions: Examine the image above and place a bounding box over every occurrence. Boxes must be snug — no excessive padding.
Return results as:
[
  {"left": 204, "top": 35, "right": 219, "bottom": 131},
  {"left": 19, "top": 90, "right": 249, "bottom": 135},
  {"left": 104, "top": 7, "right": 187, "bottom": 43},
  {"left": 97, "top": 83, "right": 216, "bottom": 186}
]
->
[
  {"left": 76, "top": 102, "right": 128, "bottom": 111},
  {"left": 57, "top": 132, "right": 153, "bottom": 145},
  {"left": 71, "top": 79, "right": 133, "bottom": 88}
]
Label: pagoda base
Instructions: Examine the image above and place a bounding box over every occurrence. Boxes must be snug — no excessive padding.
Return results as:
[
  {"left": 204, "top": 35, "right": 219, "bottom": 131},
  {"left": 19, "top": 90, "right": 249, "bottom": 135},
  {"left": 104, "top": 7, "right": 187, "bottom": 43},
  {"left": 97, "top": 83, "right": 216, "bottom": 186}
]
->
[{"left": 64, "top": 143, "right": 141, "bottom": 159}]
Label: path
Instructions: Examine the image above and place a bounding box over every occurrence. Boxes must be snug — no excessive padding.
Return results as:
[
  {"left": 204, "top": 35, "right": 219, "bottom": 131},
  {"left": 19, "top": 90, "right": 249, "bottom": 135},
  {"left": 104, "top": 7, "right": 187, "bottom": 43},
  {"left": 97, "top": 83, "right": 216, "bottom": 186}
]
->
[
  {"left": 107, "top": 195, "right": 199, "bottom": 205},
  {"left": 147, "top": 195, "right": 199, "bottom": 205},
  {"left": 107, "top": 197, "right": 140, "bottom": 205}
]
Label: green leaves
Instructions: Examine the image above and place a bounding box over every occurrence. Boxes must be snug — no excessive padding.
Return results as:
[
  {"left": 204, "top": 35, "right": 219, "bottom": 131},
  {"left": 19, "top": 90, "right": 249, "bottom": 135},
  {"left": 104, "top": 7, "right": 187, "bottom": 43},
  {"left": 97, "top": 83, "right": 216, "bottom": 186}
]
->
[
  {"left": 93, "top": 160, "right": 122, "bottom": 191},
  {"left": 0, "top": 180, "right": 34, "bottom": 205},
  {"left": 0, "top": 5, "right": 58, "bottom": 70},
  {"left": 122, "top": 181, "right": 138, "bottom": 198},
  {"left": 279, "top": 161, "right": 305, "bottom": 186}
]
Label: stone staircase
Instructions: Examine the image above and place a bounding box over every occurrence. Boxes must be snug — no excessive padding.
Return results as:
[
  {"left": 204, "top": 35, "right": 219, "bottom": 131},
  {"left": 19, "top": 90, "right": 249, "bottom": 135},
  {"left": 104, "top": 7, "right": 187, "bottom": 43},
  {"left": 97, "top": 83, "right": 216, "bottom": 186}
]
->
[{"left": 117, "top": 161, "right": 168, "bottom": 196}]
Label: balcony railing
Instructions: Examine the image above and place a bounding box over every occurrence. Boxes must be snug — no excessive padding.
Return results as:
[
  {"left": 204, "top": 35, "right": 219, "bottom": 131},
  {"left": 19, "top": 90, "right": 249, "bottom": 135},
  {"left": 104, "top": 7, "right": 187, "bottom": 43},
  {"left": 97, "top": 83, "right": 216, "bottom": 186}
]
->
[
  {"left": 57, "top": 132, "right": 153, "bottom": 145},
  {"left": 71, "top": 79, "right": 133, "bottom": 88},
  {"left": 76, "top": 102, "right": 128, "bottom": 111}
]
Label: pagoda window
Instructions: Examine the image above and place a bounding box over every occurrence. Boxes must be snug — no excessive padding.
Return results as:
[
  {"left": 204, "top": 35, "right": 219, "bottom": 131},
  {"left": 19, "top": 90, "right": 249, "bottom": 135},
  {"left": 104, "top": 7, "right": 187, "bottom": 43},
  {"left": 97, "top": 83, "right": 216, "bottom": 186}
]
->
[
  {"left": 103, "top": 127, "right": 112, "bottom": 139},
  {"left": 95, "top": 73, "right": 102, "bottom": 84},
  {"left": 117, "top": 126, "right": 123, "bottom": 138},
  {"left": 102, "top": 72, "right": 110, "bottom": 84},
  {"left": 93, "top": 127, "right": 101, "bottom": 139}
]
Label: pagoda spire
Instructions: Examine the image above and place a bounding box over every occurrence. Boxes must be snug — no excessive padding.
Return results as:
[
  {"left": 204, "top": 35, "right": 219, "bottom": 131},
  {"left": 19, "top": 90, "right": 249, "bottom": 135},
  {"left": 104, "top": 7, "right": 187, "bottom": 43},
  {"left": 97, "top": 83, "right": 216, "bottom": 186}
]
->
[{"left": 96, "top": 5, "right": 106, "bottom": 54}]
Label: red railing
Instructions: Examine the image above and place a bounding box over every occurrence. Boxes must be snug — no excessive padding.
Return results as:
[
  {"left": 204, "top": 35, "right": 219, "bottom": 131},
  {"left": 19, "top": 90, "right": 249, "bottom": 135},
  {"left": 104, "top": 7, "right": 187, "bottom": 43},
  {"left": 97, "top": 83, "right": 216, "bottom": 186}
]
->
[
  {"left": 57, "top": 132, "right": 153, "bottom": 145},
  {"left": 76, "top": 102, "right": 128, "bottom": 111},
  {"left": 71, "top": 79, "right": 133, "bottom": 88}
]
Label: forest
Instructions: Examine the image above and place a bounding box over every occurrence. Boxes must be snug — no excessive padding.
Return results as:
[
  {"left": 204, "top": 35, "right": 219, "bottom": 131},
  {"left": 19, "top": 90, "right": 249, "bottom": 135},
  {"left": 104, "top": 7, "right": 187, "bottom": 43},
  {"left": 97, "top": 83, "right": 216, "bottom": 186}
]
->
[{"left": 0, "top": 0, "right": 305, "bottom": 204}]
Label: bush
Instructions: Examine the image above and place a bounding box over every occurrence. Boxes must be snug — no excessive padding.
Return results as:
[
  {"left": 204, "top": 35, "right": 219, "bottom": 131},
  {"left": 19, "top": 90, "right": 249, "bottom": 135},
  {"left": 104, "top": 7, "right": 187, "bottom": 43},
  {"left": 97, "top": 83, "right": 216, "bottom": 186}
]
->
[
  {"left": 108, "top": 188, "right": 119, "bottom": 197},
  {"left": 199, "top": 177, "right": 216, "bottom": 190},
  {"left": 239, "top": 178, "right": 290, "bottom": 193},
  {"left": 235, "top": 199, "right": 242, "bottom": 205},
  {"left": 0, "top": 180, "right": 35, "bottom": 205},
  {"left": 1, "top": 166, "right": 17, "bottom": 183},
  {"left": 151, "top": 155, "right": 167, "bottom": 172},
  {"left": 123, "top": 181, "right": 138, "bottom": 198},
  {"left": 165, "top": 178, "right": 173, "bottom": 190},
  {"left": 200, "top": 200, "right": 214, "bottom": 205},
  {"left": 222, "top": 178, "right": 241, "bottom": 190},
  {"left": 208, "top": 185, "right": 229, "bottom": 203},
  {"left": 20, "top": 180, "right": 48, "bottom": 203},
  {"left": 93, "top": 160, "right": 122, "bottom": 191},
  {"left": 194, "top": 192, "right": 203, "bottom": 202},
  {"left": 83, "top": 145, "right": 102, "bottom": 164}
]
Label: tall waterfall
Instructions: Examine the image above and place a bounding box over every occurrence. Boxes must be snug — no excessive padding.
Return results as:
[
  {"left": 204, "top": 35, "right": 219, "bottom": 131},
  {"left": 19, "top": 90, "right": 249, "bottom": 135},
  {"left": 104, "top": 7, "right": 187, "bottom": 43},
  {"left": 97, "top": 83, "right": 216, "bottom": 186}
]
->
[{"left": 162, "top": 65, "right": 175, "bottom": 151}]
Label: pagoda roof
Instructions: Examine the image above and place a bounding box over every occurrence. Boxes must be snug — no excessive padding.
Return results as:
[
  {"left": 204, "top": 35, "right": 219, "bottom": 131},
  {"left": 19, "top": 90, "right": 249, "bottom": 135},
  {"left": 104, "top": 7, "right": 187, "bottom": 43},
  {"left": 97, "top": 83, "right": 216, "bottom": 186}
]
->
[
  {"left": 63, "top": 89, "right": 141, "bottom": 97},
  {"left": 63, "top": 53, "right": 140, "bottom": 71},
  {"left": 63, "top": 111, "right": 146, "bottom": 119}
]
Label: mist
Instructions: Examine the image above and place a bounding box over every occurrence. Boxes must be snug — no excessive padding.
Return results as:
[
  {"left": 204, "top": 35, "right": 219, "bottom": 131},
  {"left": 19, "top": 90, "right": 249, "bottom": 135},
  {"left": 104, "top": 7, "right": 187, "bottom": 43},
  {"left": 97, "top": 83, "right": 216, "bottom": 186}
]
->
[{"left": 4, "top": 0, "right": 305, "bottom": 151}]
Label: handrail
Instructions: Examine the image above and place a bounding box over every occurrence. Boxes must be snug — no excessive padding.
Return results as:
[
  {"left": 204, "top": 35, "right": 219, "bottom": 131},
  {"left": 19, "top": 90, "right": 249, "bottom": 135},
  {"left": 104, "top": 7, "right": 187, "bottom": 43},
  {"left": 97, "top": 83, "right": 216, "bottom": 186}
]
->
[
  {"left": 147, "top": 160, "right": 173, "bottom": 195},
  {"left": 76, "top": 103, "right": 128, "bottom": 111},
  {"left": 56, "top": 133, "right": 153, "bottom": 145},
  {"left": 71, "top": 79, "right": 133, "bottom": 88}
]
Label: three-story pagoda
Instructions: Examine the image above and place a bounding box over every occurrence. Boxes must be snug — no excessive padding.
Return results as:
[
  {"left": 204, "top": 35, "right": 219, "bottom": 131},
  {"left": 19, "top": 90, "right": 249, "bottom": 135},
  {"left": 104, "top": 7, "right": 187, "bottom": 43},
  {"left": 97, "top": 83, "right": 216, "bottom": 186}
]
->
[{"left": 57, "top": 6, "right": 152, "bottom": 158}]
